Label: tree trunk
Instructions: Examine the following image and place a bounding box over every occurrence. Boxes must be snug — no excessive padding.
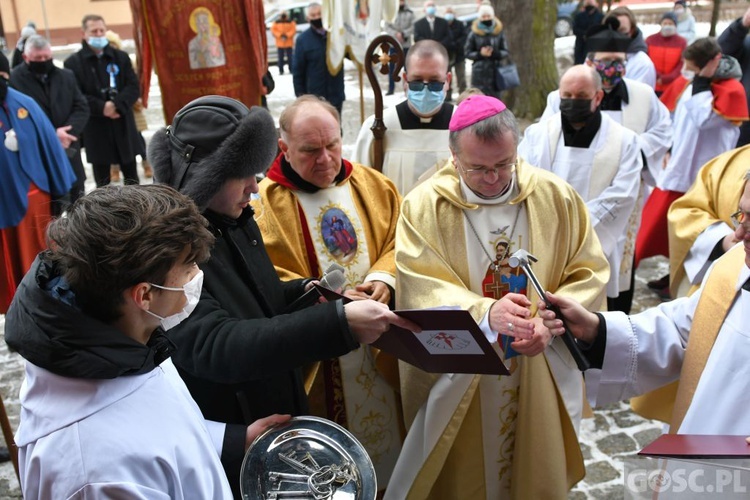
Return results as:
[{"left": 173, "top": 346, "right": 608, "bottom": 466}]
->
[
  {"left": 710, "top": 0, "right": 722, "bottom": 37},
  {"left": 493, "top": 0, "right": 558, "bottom": 120}
]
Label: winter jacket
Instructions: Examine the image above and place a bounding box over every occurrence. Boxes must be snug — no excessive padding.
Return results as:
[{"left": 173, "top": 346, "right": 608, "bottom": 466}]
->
[
  {"left": 385, "top": 7, "right": 416, "bottom": 50},
  {"left": 10, "top": 63, "right": 90, "bottom": 152},
  {"left": 573, "top": 6, "right": 604, "bottom": 64},
  {"left": 292, "top": 28, "right": 345, "bottom": 109},
  {"left": 5, "top": 256, "right": 234, "bottom": 499},
  {"left": 465, "top": 17, "right": 509, "bottom": 95},
  {"left": 646, "top": 32, "right": 687, "bottom": 93},
  {"left": 271, "top": 19, "right": 297, "bottom": 49},
  {"left": 64, "top": 41, "right": 141, "bottom": 165},
  {"left": 166, "top": 206, "right": 359, "bottom": 498}
]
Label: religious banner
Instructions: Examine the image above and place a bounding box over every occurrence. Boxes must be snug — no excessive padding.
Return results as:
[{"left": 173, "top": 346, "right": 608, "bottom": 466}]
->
[
  {"left": 323, "top": 0, "right": 398, "bottom": 73},
  {"left": 130, "top": 0, "right": 267, "bottom": 122}
]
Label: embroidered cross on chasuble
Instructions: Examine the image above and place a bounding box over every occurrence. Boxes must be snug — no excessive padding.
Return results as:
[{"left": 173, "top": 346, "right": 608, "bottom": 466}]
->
[{"left": 479, "top": 238, "right": 528, "bottom": 361}]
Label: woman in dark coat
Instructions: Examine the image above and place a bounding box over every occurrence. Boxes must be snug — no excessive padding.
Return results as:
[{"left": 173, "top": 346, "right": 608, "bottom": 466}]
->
[{"left": 465, "top": 4, "right": 509, "bottom": 99}]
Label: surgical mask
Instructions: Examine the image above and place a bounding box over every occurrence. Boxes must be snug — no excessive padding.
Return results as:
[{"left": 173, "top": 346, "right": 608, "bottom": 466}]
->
[
  {"left": 674, "top": 7, "right": 685, "bottom": 16},
  {"left": 87, "top": 36, "right": 109, "bottom": 50},
  {"left": 480, "top": 19, "right": 493, "bottom": 29},
  {"left": 593, "top": 59, "right": 625, "bottom": 88},
  {"left": 445, "top": 13, "right": 455, "bottom": 22},
  {"left": 407, "top": 86, "right": 445, "bottom": 116},
  {"left": 310, "top": 18, "right": 324, "bottom": 30},
  {"left": 560, "top": 98, "right": 594, "bottom": 124},
  {"left": 145, "top": 270, "right": 204, "bottom": 331},
  {"left": 28, "top": 59, "right": 55, "bottom": 75},
  {"left": 681, "top": 69, "right": 695, "bottom": 81},
  {"left": 426, "top": 6, "right": 437, "bottom": 16},
  {"left": 661, "top": 25, "right": 676, "bottom": 37}
]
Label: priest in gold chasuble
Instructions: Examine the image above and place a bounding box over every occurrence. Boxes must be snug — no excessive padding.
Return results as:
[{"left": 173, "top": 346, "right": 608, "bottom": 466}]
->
[
  {"left": 254, "top": 96, "right": 403, "bottom": 487},
  {"left": 388, "top": 96, "right": 609, "bottom": 499}
]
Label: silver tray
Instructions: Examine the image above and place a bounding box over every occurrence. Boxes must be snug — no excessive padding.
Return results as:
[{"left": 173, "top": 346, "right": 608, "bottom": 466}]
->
[{"left": 240, "top": 416, "right": 377, "bottom": 500}]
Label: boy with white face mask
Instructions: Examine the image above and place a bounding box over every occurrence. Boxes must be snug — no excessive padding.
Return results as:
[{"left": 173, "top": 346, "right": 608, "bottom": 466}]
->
[{"left": 5, "top": 184, "right": 290, "bottom": 498}]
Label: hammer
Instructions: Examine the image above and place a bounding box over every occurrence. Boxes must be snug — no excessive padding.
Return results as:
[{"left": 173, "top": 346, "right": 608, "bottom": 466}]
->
[{"left": 508, "top": 249, "right": 591, "bottom": 371}]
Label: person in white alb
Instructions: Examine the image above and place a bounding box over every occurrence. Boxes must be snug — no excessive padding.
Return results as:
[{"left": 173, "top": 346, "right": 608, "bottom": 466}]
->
[
  {"left": 541, "top": 169, "right": 750, "bottom": 437},
  {"left": 635, "top": 37, "right": 748, "bottom": 294},
  {"left": 353, "top": 40, "right": 454, "bottom": 195},
  {"left": 520, "top": 65, "right": 641, "bottom": 313}
]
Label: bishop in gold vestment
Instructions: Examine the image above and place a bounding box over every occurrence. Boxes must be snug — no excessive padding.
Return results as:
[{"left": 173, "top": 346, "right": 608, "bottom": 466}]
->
[{"left": 390, "top": 96, "right": 609, "bottom": 499}]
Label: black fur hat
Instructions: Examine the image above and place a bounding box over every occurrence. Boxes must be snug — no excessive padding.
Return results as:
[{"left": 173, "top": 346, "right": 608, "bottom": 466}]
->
[{"left": 149, "top": 95, "right": 278, "bottom": 210}]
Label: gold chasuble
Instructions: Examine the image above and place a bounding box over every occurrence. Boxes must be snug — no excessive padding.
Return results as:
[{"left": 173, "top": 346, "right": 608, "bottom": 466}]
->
[
  {"left": 668, "top": 145, "right": 750, "bottom": 298},
  {"left": 631, "top": 146, "right": 749, "bottom": 424},
  {"left": 254, "top": 158, "right": 403, "bottom": 486},
  {"left": 393, "top": 162, "right": 608, "bottom": 499}
]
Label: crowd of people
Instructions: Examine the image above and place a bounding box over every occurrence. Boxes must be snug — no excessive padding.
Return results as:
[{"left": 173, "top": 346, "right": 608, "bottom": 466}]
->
[{"left": 4, "top": 1, "right": 750, "bottom": 499}]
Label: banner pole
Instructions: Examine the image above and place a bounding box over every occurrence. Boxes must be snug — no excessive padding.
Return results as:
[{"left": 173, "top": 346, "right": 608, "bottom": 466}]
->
[{"left": 358, "top": 65, "right": 365, "bottom": 125}]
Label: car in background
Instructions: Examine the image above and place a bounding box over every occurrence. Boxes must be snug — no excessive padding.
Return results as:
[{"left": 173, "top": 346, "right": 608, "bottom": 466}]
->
[
  {"left": 459, "top": 1, "right": 581, "bottom": 38},
  {"left": 555, "top": 1, "right": 581, "bottom": 38},
  {"left": 265, "top": 2, "right": 309, "bottom": 65}
]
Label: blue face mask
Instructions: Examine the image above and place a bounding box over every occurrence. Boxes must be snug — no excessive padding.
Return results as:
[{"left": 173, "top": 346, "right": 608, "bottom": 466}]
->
[
  {"left": 87, "top": 36, "right": 109, "bottom": 50},
  {"left": 445, "top": 13, "right": 455, "bottom": 22},
  {"left": 426, "top": 6, "right": 437, "bottom": 16},
  {"left": 407, "top": 87, "right": 445, "bottom": 116}
]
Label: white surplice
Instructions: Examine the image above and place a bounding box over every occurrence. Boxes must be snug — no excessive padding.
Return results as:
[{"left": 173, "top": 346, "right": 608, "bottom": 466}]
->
[
  {"left": 540, "top": 77, "right": 672, "bottom": 185},
  {"left": 353, "top": 106, "right": 452, "bottom": 195},
  {"left": 659, "top": 87, "right": 741, "bottom": 193},
  {"left": 519, "top": 112, "right": 641, "bottom": 297},
  {"left": 586, "top": 252, "right": 750, "bottom": 434}
]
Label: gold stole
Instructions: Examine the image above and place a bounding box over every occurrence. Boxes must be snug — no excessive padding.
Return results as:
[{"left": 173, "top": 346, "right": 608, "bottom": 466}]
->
[{"left": 669, "top": 245, "right": 746, "bottom": 432}]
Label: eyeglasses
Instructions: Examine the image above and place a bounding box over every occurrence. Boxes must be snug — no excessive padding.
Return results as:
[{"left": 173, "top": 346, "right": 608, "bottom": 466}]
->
[
  {"left": 407, "top": 80, "right": 445, "bottom": 92},
  {"left": 731, "top": 209, "right": 748, "bottom": 229},
  {"left": 457, "top": 159, "right": 517, "bottom": 179}
]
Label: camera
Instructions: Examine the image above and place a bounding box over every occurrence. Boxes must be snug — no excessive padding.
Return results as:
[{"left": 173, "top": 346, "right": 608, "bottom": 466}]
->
[{"left": 101, "top": 87, "right": 118, "bottom": 101}]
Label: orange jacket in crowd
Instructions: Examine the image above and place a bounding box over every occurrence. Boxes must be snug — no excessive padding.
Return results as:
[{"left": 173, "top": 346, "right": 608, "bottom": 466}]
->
[
  {"left": 646, "top": 32, "right": 687, "bottom": 93},
  {"left": 271, "top": 19, "right": 297, "bottom": 49}
]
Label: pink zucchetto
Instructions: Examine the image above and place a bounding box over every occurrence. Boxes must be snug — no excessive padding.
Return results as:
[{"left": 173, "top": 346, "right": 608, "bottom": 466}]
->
[{"left": 448, "top": 95, "right": 507, "bottom": 132}]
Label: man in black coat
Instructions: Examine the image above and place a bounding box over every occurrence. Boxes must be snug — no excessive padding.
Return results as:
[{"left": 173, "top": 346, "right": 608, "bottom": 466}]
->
[
  {"left": 148, "top": 95, "right": 418, "bottom": 499},
  {"left": 445, "top": 6, "right": 467, "bottom": 101},
  {"left": 413, "top": 1, "right": 453, "bottom": 53},
  {"left": 718, "top": 6, "right": 750, "bottom": 147},
  {"left": 64, "top": 14, "right": 141, "bottom": 186},
  {"left": 11, "top": 35, "right": 90, "bottom": 203}
]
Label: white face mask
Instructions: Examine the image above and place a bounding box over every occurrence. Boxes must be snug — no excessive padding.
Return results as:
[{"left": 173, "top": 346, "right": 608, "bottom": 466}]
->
[
  {"left": 681, "top": 69, "right": 696, "bottom": 81},
  {"left": 145, "top": 270, "right": 204, "bottom": 330}
]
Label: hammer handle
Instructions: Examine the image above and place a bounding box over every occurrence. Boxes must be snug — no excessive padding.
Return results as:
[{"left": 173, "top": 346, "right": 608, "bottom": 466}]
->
[{"left": 548, "top": 303, "right": 591, "bottom": 371}]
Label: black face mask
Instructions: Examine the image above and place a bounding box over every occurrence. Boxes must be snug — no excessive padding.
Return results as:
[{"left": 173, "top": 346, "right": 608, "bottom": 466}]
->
[
  {"left": 480, "top": 20, "right": 493, "bottom": 28},
  {"left": 310, "top": 18, "right": 323, "bottom": 29},
  {"left": 28, "top": 59, "right": 55, "bottom": 76},
  {"left": 584, "top": 5, "right": 596, "bottom": 12},
  {"left": 560, "top": 98, "right": 594, "bottom": 124}
]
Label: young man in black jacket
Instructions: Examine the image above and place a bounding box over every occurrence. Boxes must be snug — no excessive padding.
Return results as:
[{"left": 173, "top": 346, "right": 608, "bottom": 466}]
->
[{"left": 149, "top": 95, "right": 418, "bottom": 498}]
